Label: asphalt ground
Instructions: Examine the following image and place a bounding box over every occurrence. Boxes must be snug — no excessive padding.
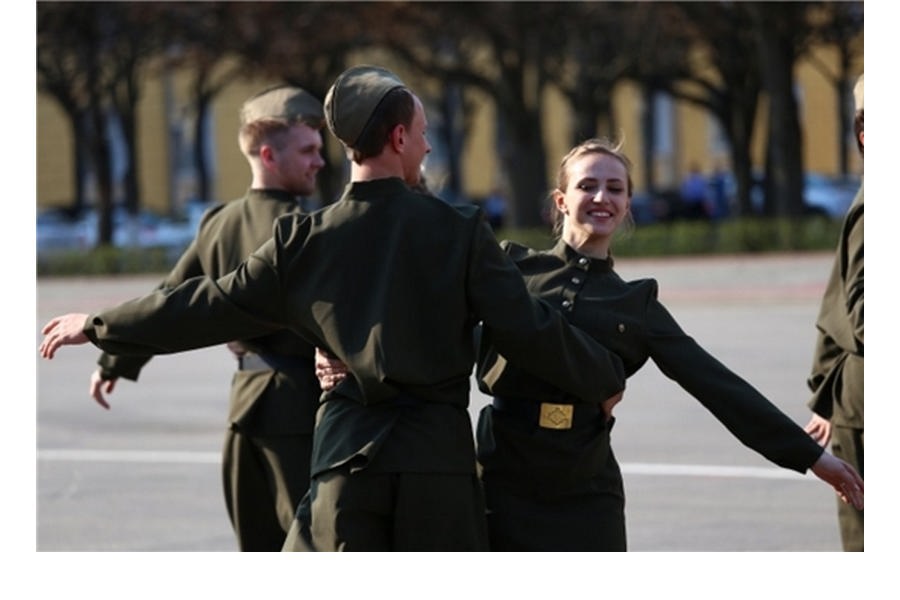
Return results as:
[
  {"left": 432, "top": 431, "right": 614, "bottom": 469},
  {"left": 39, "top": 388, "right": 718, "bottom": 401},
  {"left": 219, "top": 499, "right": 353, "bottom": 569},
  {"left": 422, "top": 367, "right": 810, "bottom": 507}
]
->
[{"left": 29, "top": 251, "right": 882, "bottom": 595}]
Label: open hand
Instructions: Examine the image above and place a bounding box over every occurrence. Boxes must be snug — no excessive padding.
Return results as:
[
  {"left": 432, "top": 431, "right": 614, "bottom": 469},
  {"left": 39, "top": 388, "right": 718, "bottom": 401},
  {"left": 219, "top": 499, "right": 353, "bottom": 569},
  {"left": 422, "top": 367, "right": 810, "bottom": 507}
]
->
[
  {"left": 89, "top": 368, "right": 116, "bottom": 410},
  {"left": 811, "top": 452, "right": 864, "bottom": 510},
  {"left": 315, "top": 347, "right": 348, "bottom": 391},
  {"left": 804, "top": 413, "right": 832, "bottom": 446},
  {"left": 39, "top": 313, "right": 90, "bottom": 359}
]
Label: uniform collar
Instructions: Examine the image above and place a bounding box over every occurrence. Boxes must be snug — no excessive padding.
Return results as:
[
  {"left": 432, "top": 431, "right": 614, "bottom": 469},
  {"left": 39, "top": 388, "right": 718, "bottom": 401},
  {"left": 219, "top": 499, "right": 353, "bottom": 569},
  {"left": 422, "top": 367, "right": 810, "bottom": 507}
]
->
[
  {"left": 246, "top": 188, "right": 301, "bottom": 204},
  {"left": 552, "top": 238, "right": 614, "bottom": 272},
  {"left": 345, "top": 177, "right": 409, "bottom": 199}
]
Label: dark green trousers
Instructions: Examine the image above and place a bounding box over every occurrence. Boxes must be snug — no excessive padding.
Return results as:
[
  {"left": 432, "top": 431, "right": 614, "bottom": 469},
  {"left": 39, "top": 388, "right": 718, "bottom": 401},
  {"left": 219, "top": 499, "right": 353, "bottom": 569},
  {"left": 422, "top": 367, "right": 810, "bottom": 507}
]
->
[
  {"left": 222, "top": 427, "right": 313, "bottom": 551},
  {"left": 477, "top": 406, "right": 625, "bottom": 551},
  {"left": 294, "top": 467, "right": 488, "bottom": 551},
  {"left": 832, "top": 424, "right": 864, "bottom": 551}
]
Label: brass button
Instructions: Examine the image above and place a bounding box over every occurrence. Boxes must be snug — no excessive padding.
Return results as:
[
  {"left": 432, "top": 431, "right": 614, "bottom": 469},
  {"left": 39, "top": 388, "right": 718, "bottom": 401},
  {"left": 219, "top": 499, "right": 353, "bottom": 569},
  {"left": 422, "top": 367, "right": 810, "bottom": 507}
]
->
[
  {"left": 571, "top": 276, "right": 581, "bottom": 284},
  {"left": 578, "top": 257, "right": 589, "bottom": 266},
  {"left": 561, "top": 299, "right": 572, "bottom": 309},
  {"left": 617, "top": 323, "right": 625, "bottom": 333}
]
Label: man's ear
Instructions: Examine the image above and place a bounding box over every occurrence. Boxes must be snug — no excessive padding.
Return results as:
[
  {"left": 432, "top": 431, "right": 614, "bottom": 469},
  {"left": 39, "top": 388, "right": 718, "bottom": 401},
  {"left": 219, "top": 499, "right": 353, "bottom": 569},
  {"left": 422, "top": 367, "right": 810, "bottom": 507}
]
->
[
  {"left": 389, "top": 124, "right": 406, "bottom": 153},
  {"left": 259, "top": 144, "right": 276, "bottom": 169}
]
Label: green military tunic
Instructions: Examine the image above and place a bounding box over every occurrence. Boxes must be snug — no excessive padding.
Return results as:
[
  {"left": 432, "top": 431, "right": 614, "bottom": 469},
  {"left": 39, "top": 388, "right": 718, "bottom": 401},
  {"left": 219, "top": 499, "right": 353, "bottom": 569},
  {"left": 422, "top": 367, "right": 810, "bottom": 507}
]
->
[
  {"left": 807, "top": 183, "right": 864, "bottom": 551},
  {"left": 82, "top": 177, "right": 625, "bottom": 551},
  {"left": 96, "top": 189, "right": 321, "bottom": 551},
  {"left": 476, "top": 239, "right": 826, "bottom": 551}
]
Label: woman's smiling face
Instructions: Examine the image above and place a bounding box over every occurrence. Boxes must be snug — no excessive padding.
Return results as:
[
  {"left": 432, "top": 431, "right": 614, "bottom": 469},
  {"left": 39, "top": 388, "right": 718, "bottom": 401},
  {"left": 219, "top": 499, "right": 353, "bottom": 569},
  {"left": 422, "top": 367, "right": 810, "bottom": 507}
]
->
[{"left": 555, "top": 151, "right": 631, "bottom": 248}]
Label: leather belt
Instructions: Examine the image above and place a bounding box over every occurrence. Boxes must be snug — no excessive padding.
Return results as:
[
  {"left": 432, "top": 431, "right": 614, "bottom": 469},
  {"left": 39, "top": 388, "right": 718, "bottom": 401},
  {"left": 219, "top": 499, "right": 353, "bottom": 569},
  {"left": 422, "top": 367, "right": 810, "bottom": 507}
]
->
[{"left": 492, "top": 396, "right": 602, "bottom": 430}]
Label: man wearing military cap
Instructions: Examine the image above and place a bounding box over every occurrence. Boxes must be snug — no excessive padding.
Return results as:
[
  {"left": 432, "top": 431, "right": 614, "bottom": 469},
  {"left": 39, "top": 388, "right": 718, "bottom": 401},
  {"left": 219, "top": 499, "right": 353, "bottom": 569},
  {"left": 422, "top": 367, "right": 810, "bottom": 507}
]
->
[
  {"left": 87, "top": 84, "right": 327, "bottom": 551},
  {"left": 40, "top": 65, "right": 625, "bottom": 551},
  {"left": 805, "top": 72, "right": 864, "bottom": 551}
]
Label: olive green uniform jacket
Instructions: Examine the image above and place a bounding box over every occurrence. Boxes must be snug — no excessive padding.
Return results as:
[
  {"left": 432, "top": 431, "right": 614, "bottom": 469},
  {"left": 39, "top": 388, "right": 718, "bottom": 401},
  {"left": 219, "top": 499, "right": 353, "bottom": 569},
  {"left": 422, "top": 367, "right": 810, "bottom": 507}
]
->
[
  {"left": 96, "top": 189, "right": 321, "bottom": 550},
  {"left": 82, "top": 178, "right": 625, "bottom": 483},
  {"left": 807, "top": 183, "right": 864, "bottom": 427},
  {"left": 477, "top": 240, "right": 826, "bottom": 550},
  {"left": 807, "top": 182, "right": 864, "bottom": 551}
]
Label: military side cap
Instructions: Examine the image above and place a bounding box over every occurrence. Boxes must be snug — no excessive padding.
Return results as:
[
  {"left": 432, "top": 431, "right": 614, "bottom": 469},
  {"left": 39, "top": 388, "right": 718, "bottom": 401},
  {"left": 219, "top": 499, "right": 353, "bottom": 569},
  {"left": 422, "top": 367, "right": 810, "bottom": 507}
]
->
[
  {"left": 240, "top": 85, "right": 323, "bottom": 126},
  {"left": 324, "top": 65, "right": 406, "bottom": 148},
  {"left": 854, "top": 73, "right": 864, "bottom": 111}
]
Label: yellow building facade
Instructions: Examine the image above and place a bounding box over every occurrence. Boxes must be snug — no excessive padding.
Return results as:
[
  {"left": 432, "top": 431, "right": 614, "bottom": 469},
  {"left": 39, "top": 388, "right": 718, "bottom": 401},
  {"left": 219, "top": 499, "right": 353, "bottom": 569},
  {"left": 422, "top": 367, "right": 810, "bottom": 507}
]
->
[{"left": 36, "top": 47, "right": 862, "bottom": 216}]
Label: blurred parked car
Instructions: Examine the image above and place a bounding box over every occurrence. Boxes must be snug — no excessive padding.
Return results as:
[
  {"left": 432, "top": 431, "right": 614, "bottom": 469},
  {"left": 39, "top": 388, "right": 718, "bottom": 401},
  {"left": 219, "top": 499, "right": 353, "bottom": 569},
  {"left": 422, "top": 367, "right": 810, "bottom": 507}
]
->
[
  {"left": 731, "top": 171, "right": 859, "bottom": 219},
  {"left": 628, "top": 170, "right": 858, "bottom": 225},
  {"left": 37, "top": 203, "right": 207, "bottom": 255},
  {"left": 802, "top": 173, "right": 860, "bottom": 218},
  {"left": 36, "top": 207, "right": 96, "bottom": 251},
  {"left": 630, "top": 190, "right": 681, "bottom": 224}
]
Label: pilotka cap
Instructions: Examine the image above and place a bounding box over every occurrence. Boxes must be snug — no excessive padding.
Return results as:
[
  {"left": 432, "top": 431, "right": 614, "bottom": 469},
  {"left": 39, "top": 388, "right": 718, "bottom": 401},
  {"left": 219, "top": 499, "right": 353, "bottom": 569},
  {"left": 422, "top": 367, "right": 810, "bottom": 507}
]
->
[
  {"left": 240, "top": 85, "right": 324, "bottom": 126},
  {"left": 324, "top": 65, "right": 406, "bottom": 148},
  {"left": 854, "top": 74, "right": 864, "bottom": 112}
]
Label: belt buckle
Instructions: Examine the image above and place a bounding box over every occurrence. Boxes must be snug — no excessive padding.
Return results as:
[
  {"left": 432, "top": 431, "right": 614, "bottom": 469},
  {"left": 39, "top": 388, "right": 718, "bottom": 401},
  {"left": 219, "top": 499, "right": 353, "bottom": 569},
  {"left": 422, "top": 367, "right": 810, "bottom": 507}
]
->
[{"left": 538, "top": 402, "right": 574, "bottom": 430}]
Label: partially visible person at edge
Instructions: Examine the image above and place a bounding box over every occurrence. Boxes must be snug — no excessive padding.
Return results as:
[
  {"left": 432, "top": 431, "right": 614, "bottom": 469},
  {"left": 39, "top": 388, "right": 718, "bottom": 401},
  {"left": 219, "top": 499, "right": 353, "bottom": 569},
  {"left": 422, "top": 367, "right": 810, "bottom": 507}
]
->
[
  {"left": 804, "top": 73, "right": 864, "bottom": 552},
  {"left": 314, "top": 137, "right": 865, "bottom": 551},
  {"left": 39, "top": 65, "right": 626, "bottom": 552},
  {"left": 86, "top": 85, "right": 327, "bottom": 551}
]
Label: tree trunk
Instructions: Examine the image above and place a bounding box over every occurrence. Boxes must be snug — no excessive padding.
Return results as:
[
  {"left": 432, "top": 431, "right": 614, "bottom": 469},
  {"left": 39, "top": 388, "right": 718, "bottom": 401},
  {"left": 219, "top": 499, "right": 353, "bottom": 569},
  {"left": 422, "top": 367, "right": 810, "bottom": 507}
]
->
[
  {"left": 119, "top": 103, "right": 140, "bottom": 215},
  {"left": 436, "top": 83, "right": 465, "bottom": 203},
  {"left": 72, "top": 111, "right": 90, "bottom": 215},
  {"left": 640, "top": 84, "right": 657, "bottom": 195},
  {"left": 752, "top": 6, "right": 805, "bottom": 218},
  {"left": 193, "top": 92, "right": 212, "bottom": 204},
  {"left": 88, "top": 104, "right": 114, "bottom": 246},
  {"left": 497, "top": 106, "right": 548, "bottom": 228}
]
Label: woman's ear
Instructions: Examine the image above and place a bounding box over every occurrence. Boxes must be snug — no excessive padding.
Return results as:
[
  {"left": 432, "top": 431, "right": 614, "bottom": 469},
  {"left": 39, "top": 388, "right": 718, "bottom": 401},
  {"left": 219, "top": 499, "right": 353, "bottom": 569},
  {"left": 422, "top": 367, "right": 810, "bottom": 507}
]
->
[{"left": 553, "top": 189, "right": 567, "bottom": 214}]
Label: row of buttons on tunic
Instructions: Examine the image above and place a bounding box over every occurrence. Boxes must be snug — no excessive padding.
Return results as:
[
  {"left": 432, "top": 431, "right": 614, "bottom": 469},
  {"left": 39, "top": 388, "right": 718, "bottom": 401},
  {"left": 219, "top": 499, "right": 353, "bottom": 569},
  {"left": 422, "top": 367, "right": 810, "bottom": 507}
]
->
[{"left": 561, "top": 257, "right": 591, "bottom": 312}]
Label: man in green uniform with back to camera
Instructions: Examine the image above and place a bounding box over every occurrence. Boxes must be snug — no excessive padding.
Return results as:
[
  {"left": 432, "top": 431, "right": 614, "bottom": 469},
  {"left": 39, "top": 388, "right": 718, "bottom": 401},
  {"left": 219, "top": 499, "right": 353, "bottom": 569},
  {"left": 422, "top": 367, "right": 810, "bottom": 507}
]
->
[
  {"left": 39, "top": 65, "right": 625, "bottom": 551},
  {"left": 86, "top": 85, "right": 327, "bottom": 551},
  {"left": 805, "top": 73, "right": 864, "bottom": 551}
]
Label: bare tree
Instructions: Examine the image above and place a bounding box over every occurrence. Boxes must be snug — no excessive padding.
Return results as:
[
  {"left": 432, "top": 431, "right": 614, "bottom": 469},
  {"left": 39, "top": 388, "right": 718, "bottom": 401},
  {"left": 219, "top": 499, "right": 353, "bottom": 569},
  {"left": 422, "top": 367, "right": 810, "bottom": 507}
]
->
[
  {"left": 38, "top": 3, "right": 99, "bottom": 218},
  {"left": 154, "top": 3, "right": 252, "bottom": 206},
  {"left": 369, "top": 2, "right": 564, "bottom": 227},
  {"left": 38, "top": 3, "right": 118, "bottom": 244},
  {"left": 804, "top": 1, "right": 865, "bottom": 177},
  {"left": 38, "top": 2, "right": 170, "bottom": 244},
  {"left": 542, "top": 2, "right": 646, "bottom": 147},
  {"left": 227, "top": 1, "right": 371, "bottom": 204},
  {"left": 643, "top": 2, "right": 764, "bottom": 217},
  {"left": 747, "top": 2, "right": 818, "bottom": 219}
]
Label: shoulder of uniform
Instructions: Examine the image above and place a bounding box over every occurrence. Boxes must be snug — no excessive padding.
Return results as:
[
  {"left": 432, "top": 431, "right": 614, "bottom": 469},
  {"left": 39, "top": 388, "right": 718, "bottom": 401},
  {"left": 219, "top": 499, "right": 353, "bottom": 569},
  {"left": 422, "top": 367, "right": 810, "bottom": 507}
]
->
[
  {"left": 499, "top": 239, "right": 532, "bottom": 259},
  {"left": 193, "top": 201, "right": 227, "bottom": 231},
  {"left": 627, "top": 277, "right": 661, "bottom": 300}
]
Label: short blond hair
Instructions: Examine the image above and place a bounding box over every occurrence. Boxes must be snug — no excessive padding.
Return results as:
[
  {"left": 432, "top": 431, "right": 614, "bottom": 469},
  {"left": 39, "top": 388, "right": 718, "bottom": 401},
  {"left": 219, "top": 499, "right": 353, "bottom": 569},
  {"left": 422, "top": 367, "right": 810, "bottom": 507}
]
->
[{"left": 238, "top": 119, "right": 295, "bottom": 157}]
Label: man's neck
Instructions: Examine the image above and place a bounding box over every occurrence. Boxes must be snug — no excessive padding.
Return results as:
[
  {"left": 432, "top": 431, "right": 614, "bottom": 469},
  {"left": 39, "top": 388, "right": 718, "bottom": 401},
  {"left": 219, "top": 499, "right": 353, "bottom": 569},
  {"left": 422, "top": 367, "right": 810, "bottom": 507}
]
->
[
  {"left": 351, "top": 156, "right": 403, "bottom": 182},
  {"left": 249, "top": 173, "right": 287, "bottom": 191}
]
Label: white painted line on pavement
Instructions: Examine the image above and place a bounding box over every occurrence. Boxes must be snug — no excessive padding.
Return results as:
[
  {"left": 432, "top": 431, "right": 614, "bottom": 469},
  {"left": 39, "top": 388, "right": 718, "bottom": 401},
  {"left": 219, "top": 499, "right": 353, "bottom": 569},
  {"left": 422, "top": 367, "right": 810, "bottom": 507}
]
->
[
  {"left": 37, "top": 449, "right": 810, "bottom": 481},
  {"left": 623, "top": 462, "right": 808, "bottom": 480}
]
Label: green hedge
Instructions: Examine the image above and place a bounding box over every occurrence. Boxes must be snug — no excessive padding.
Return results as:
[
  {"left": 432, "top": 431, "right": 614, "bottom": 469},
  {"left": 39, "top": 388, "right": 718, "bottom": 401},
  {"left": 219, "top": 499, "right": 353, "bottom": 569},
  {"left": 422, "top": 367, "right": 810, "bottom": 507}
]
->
[
  {"left": 37, "top": 245, "right": 184, "bottom": 277},
  {"left": 37, "top": 216, "right": 842, "bottom": 277},
  {"left": 496, "top": 216, "right": 843, "bottom": 257}
]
